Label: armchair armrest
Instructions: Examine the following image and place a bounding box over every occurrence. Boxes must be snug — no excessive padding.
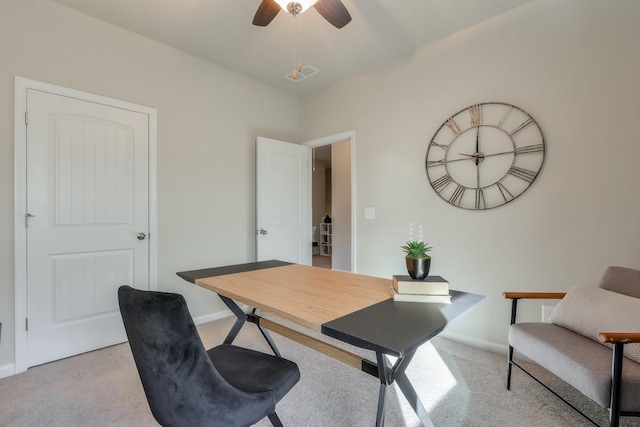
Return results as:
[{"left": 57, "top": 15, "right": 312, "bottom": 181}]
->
[
  {"left": 503, "top": 292, "right": 566, "bottom": 299},
  {"left": 599, "top": 331, "right": 640, "bottom": 418},
  {"left": 503, "top": 292, "right": 566, "bottom": 325},
  {"left": 598, "top": 332, "right": 640, "bottom": 344}
]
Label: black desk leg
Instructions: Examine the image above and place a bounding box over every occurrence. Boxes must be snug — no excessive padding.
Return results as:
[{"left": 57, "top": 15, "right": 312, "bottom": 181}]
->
[
  {"left": 375, "top": 352, "right": 390, "bottom": 427},
  {"left": 374, "top": 350, "right": 435, "bottom": 427},
  {"left": 250, "top": 309, "right": 282, "bottom": 358},
  {"left": 218, "top": 296, "right": 282, "bottom": 357},
  {"left": 219, "top": 295, "right": 247, "bottom": 344},
  {"left": 395, "top": 369, "right": 434, "bottom": 427}
]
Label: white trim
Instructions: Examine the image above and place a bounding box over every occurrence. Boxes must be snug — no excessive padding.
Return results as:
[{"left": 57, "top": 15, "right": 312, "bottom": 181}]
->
[
  {"left": 13, "top": 76, "right": 158, "bottom": 374},
  {"left": 440, "top": 332, "right": 535, "bottom": 363},
  {"left": 303, "top": 131, "right": 357, "bottom": 272},
  {"left": 147, "top": 105, "right": 158, "bottom": 296},
  {"left": 14, "top": 78, "right": 28, "bottom": 374},
  {"left": 0, "top": 310, "right": 233, "bottom": 379},
  {"left": 192, "top": 310, "right": 234, "bottom": 326},
  {"left": 0, "top": 364, "right": 16, "bottom": 379},
  {"left": 439, "top": 330, "right": 507, "bottom": 355}
]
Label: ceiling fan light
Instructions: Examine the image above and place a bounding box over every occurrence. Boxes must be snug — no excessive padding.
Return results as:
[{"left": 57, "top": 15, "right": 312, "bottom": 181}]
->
[{"left": 274, "top": 0, "right": 318, "bottom": 15}]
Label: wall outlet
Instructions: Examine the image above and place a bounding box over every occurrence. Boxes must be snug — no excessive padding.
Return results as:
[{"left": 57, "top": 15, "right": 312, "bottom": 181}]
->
[{"left": 542, "top": 305, "right": 555, "bottom": 323}]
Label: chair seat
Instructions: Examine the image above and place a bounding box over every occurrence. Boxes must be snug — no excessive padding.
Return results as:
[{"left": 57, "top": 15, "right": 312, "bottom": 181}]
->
[
  {"left": 208, "top": 344, "right": 300, "bottom": 403},
  {"left": 510, "top": 322, "right": 640, "bottom": 411}
]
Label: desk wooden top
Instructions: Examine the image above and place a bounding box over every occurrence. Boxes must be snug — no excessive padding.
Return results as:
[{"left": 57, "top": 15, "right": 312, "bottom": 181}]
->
[
  {"left": 195, "top": 264, "right": 392, "bottom": 332},
  {"left": 181, "top": 261, "right": 486, "bottom": 356}
]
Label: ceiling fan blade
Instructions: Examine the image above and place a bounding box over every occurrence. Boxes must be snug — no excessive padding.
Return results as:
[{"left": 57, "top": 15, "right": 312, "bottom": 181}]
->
[
  {"left": 313, "top": 0, "right": 352, "bottom": 29},
  {"left": 253, "top": 0, "right": 281, "bottom": 26}
]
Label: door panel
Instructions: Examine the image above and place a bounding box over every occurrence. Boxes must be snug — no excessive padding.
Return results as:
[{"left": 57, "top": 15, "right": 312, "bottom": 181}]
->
[
  {"left": 256, "top": 137, "right": 311, "bottom": 265},
  {"left": 54, "top": 117, "right": 134, "bottom": 225},
  {"left": 51, "top": 250, "right": 132, "bottom": 321},
  {"left": 26, "top": 89, "right": 150, "bottom": 367}
]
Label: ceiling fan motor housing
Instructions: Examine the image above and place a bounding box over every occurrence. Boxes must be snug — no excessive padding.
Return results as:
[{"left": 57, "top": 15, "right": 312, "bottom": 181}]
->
[
  {"left": 287, "top": 2, "right": 303, "bottom": 17},
  {"left": 254, "top": 0, "right": 351, "bottom": 29}
]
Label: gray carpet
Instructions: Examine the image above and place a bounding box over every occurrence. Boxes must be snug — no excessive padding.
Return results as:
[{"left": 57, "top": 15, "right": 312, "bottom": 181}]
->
[{"left": 1, "top": 315, "right": 639, "bottom": 427}]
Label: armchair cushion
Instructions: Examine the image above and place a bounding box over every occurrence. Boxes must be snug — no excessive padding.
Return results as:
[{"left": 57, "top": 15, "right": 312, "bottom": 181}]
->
[
  {"left": 510, "top": 322, "right": 640, "bottom": 411},
  {"left": 599, "top": 266, "right": 640, "bottom": 298},
  {"left": 550, "top": 285, "right": 640, "bottom": 363}
]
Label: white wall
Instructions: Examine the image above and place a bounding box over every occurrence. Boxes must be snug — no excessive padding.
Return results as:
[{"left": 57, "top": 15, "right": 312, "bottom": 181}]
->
[
  {"left": 300, "top": 0, "right": 640, "bottom": 349},
  {"left": 0, "top": 0, "right": 299, "bottom": 371},
  {"left": 331, "top": 140, "right": 352, "bottom": 271},
  {"left": 2, "top": 0, "right": 638, "bottom": 370}
]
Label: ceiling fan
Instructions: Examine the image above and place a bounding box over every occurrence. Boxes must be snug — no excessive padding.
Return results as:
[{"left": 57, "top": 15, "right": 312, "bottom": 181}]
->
[{"left": 253, "top": 0, "right": 352, "bottom": 29}]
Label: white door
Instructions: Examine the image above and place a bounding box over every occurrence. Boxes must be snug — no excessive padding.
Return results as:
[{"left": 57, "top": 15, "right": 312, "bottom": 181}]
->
[
  {"left": 256, "top": 137, "right": 312, "bottom": 265},
  {"left": 26, "top": 89, "right": 150, "bottom": 367}
]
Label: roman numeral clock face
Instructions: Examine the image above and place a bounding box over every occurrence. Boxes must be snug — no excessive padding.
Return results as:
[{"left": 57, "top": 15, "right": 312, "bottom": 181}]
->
[{"left": 426, "top": 102, "right": 545, "bottom": 210}]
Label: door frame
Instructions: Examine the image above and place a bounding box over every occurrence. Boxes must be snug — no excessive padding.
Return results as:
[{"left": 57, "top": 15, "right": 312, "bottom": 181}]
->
[
  {"left": 13, "top": 77, "right": 158, "bottom": 374},
  {"left": 303, "top": 130, "right": 356, "bottom": 272}
]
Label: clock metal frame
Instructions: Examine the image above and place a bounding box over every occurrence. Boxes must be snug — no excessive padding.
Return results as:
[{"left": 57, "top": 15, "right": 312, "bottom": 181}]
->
[{"left": 426, "top": 102, "right": 545, "bottom": 210}]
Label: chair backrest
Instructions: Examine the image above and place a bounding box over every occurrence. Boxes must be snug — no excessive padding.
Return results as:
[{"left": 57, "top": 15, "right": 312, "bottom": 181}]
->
[
  {"left": 118, "top": 286, "right": 271, "bottom": 427},
  {"left": 599, "top": 266, "right": 640, "bottom": 299}
]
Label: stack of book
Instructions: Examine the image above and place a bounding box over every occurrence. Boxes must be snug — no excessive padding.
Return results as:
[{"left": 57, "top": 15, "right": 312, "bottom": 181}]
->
[{"left": 391, "top": 275, "right": 451, "bottom": 303}]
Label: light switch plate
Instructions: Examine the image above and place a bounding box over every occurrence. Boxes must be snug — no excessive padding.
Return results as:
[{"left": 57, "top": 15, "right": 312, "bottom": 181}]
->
[{"left": 364, "top": 207, "right": 375, "bottom": 219}]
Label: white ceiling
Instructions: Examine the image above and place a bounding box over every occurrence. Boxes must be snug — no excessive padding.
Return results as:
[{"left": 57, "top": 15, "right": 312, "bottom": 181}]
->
[{"left": 50, "top": 0, "right": 534, "bottom": 96}]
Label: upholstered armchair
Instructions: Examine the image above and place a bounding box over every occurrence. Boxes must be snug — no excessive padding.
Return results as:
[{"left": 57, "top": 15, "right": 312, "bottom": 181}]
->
[{"left": 504, "top": 266, "right": 640, "bottom": 427}]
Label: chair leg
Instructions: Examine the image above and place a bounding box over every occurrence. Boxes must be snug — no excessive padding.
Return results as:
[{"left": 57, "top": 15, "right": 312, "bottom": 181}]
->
[
  {"left": 268, "top": 412, "right": 284, "bottom": 427},
  {"left": 609, "top": 342, "right": 624, "bottom": 427},
  {"left": 507, "top": 345, "right": 514, "bottom": 390},
  {"left": 506, "top": 299, "right": 518, "bottom": 391}
]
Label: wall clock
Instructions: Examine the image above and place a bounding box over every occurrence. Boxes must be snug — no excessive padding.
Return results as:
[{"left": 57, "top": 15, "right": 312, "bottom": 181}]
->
[{"left": 425, "top": 102, "right": 545, "bottom": 210}]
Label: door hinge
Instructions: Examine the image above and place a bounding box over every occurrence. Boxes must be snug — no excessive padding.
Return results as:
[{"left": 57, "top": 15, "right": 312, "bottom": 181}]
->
[
  {"left": 25, "top": 317, "right": 29, "bottom": 331},
  {"left": 25, "top": 212, "right": 35, "bottom": 228},
  {"left": 25, "top": 111, "right": 28, "bottom": 126}
]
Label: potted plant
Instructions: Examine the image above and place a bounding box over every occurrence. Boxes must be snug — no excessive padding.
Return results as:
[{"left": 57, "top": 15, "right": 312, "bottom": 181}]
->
[{"left": 401, "top": 224, "right": 432, "bottom": 280}]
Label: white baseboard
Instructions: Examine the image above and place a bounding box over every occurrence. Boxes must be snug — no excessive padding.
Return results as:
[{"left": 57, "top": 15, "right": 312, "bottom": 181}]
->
[
  {"left": 192, "top": 309, "right": 511, "bottom": 357},
  {"left": 0, "top": 311, "right": 234, "bottom": 380},
  {"left": 439, "top": 330, "right": 507, "bottom": 356},
  {"left": 193, "top": 309, "right": 510, "bottom": 358},
  {"left": 192, "top": 309, "right": 234, "bottom": 325},
  {"left": 0, "top": 315, "right": 506, "bottom": 380},
  {"left": 0, "top": 363, "right": 16, "bottom": 379}
]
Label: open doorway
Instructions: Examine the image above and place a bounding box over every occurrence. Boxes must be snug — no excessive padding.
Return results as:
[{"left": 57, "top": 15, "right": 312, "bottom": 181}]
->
[{"left": 305, "top": 132, "right": 354, "bottom": 272}]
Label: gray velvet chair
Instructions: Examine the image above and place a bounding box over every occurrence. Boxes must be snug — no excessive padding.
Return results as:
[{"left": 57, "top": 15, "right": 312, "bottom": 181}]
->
[
  {"left": 504, "top": 266, "right": 640, "bottom": 427},
  {"left": 118, "top": 285, "right": 300, "bottom": 427}
]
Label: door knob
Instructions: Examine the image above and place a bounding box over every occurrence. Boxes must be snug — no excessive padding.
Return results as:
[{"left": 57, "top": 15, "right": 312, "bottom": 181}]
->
[
  {"left": 137, "top": 232, "right": 147, "bottom": 240},
  {"left": 259, "top": 229, "right": 268, "bottom": 235}
]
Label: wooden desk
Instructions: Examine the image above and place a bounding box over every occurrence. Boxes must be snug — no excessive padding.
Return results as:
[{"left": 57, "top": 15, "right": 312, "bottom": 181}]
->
[
  {"left": 178, "top": 261, "right": 485, "bottom": 427},
  {"left": 195, "top": 263, "right": 391, "bottom": 332}
]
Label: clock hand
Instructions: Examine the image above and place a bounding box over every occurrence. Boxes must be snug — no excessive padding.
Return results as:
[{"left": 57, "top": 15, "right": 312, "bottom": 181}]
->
[
  {"left": 426, "top": 157, "right": 473, "bottom": 167},
  {"left": 459, "top": 149, "right": 516, "bottom": 159},
  {"left": 475, "top": 126, "right": 480, "bottom": 166},
  {"left": 430, "top": 147, "right": 517, "bottom": 168}
]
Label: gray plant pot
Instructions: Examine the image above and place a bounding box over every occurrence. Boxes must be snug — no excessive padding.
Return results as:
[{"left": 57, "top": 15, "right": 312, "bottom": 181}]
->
[{"left": 406, "top": 256, "right": 431, "bottom": 280}]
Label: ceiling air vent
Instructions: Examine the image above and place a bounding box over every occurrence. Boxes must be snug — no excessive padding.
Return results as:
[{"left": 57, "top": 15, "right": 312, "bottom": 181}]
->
[{"left": 284, "top": 65, "right": 319, "bottom": 83}]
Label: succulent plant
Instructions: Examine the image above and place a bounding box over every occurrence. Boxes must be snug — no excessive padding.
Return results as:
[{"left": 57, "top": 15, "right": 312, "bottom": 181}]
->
[{"left": 401, "top": 240, "right": 432, "bottom": 259}]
